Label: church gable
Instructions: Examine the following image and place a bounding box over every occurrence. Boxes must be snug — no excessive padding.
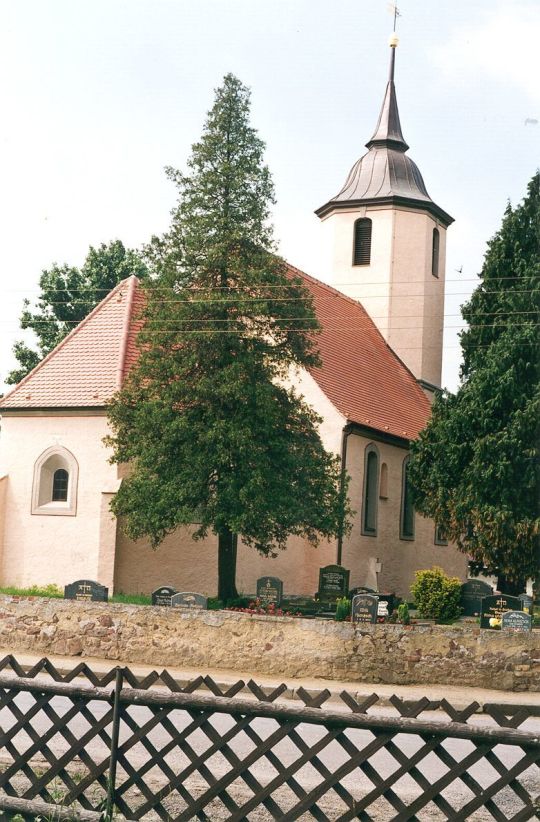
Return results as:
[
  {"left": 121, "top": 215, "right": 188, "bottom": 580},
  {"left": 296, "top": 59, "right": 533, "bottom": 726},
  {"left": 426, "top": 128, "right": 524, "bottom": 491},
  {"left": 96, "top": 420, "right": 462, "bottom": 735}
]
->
[{"left": 0, "top": 277, "right": 137, "bottom": 410}]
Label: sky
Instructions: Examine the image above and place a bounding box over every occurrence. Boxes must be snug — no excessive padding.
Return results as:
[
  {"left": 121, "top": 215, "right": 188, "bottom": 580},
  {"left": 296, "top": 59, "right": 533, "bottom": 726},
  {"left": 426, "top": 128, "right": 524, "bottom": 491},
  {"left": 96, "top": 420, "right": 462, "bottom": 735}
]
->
[{"left": 0, "top": 0, "right": 538, "bottom": 393}]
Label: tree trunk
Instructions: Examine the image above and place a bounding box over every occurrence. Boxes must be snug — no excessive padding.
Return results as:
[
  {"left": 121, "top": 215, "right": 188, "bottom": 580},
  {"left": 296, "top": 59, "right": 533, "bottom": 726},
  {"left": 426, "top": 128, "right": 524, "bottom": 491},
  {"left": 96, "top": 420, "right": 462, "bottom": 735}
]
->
[{"left": 218, "top": 527, "right": 239, "bottom": 603}]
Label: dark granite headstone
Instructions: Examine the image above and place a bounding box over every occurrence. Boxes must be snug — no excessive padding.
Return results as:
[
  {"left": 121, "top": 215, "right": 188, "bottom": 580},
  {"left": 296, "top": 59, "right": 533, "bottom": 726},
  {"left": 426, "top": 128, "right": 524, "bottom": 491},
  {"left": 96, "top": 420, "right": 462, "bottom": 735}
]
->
[
  {"left": 352, "top": 594, "right": 378, "bottom": 625},
  {"left": 171, "top": 592, "right": 208, "bottom": 610},
  {"left": 256, "top": 577, "right": 283, "bottom": 606},
  {"left": 518, "top": 594, "right": 534, "bottom": 613},
  {"left": 480, "top": 594, "right": 522, "bottom": 629},
  {"left": 64, "top": 580, "right": 108, "bottom": 602},
  {"left": 460, "top": 580, "right": 494, "bottom": 617},
  {"left": 501, "top": 610, "right": 532, "bottom": 633},
  {"left": 318, "top": 565, "right": 350, "bottom": 601},
  {"left": 151, "top": 586, "right": 177, "bottom": 607}
]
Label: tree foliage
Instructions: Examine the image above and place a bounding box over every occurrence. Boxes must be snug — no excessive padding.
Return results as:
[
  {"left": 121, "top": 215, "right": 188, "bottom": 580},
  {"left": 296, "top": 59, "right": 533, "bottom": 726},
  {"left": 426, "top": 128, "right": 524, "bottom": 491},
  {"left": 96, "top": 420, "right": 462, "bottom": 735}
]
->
[
  {"left": 6, "top": 240, "right": 148, "bottom": 384},
  {"left": 106, "top": 74, "right": 349, "bottom": 600},
  {"left": 409, "top": 173, "right": 540, "bottom": 582}
]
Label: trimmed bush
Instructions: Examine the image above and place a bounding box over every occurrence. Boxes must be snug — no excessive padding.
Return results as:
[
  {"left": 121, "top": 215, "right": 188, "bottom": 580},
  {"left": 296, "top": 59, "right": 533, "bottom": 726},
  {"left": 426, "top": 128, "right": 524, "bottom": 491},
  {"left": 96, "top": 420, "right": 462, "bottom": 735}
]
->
[
  {"left": 410, "top": 567, "right": 462, "bottom": 622},
  {"left": 334, "top": 597, "right": 351, "bottom": 622}
]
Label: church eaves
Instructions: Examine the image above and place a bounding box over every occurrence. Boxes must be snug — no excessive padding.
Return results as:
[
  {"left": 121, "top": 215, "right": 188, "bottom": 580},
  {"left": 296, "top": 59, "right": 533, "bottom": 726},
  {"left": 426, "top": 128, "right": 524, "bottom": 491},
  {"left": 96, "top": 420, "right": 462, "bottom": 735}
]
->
[{"left": 316, "top": 39, "right": 453, "bottom": 227}]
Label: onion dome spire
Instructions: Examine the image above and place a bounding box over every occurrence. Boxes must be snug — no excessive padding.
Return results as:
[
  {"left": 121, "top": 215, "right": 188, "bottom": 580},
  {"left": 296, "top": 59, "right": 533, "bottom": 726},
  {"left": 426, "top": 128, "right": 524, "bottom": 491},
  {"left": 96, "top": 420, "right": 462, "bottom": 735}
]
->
[
  {"left": 366, "top": 35, "right": 408, "bottom": 152},
  {"left": 315, "top": 35, "right": 453, "bottom": 227}
]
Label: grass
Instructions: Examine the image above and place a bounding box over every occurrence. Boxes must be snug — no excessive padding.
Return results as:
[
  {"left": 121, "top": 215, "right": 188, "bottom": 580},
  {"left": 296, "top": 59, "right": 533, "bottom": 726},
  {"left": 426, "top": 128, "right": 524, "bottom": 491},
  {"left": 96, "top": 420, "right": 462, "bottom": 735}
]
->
[{"left": 0, "top": 584, "right": 64, "bottom": 598}]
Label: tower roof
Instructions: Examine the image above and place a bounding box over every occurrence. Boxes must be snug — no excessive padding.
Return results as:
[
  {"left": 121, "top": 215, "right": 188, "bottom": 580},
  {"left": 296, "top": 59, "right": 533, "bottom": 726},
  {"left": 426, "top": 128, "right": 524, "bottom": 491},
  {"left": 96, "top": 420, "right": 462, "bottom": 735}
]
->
[{"left": 316, "top": 42, "right": 453, "bottom": 227}]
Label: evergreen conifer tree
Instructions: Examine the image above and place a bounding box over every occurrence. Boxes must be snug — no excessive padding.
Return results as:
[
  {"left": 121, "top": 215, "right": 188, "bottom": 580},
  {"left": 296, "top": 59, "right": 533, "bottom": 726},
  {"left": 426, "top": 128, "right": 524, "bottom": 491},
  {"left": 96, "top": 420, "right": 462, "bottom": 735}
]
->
[
  {"left": 6, "top": 240, "right": 148, "bottom": 384},
  {"left": 409, "top": 173, "right": 540, "bottom": 588},
  {"left": 107, "top": 74, "right": 348, "bottom": 601}
]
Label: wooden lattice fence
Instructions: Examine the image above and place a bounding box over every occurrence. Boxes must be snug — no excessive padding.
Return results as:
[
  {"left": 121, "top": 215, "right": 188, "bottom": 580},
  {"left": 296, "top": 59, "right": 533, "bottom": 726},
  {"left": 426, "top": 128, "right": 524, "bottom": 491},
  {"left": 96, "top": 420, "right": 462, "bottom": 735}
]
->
[{"left": 0, "top": 655, "right": 538, "bottom": 820}]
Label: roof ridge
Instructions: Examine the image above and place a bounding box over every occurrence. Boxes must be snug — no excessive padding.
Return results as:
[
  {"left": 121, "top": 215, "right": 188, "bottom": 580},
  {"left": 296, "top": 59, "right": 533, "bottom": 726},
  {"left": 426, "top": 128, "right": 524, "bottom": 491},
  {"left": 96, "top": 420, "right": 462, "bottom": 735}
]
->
[
  {"left": 285, "top": 261, "right": 429, "bottom": 410},
  {"left": 0, "top": 276, "right": 134, "bottom": 408}
]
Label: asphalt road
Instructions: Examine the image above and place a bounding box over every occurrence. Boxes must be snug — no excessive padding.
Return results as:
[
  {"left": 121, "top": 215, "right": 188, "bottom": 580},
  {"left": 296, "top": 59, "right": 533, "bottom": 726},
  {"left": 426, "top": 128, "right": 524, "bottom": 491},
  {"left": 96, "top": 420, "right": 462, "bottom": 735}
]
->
[{"left": 0, "top": 692, "right": 538, "bottom": 820}]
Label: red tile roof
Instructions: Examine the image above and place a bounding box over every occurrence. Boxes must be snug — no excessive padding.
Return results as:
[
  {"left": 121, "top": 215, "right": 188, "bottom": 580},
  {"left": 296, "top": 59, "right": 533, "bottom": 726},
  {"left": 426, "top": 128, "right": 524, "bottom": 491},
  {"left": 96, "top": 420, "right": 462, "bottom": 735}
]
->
[
  {"left": 1, "top": 269, "right": 430, "bottom": 439},
  {"left": 0, "top": 277, "right": 137, "bottom": 409}
]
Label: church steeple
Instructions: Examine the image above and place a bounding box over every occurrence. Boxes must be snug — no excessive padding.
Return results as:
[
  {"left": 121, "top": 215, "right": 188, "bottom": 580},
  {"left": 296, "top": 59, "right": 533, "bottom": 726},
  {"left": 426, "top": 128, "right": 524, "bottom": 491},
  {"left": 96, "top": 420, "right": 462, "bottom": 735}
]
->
[
  {"left": 365, "top": 38, "right": 408, "bottom": 152},
  {"left": 315, "top": 36, "right": 452, "bottom": 226},
  {"left": 315, "top": 35, "right": 454, "bottom": 392}
]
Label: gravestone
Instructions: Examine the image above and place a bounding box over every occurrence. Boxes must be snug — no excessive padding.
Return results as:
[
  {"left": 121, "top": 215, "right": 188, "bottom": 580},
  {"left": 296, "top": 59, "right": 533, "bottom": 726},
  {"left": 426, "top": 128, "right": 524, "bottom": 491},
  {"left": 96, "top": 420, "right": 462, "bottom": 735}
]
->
[
  {"left": 377, "top": 593, "right": 396, "bottom": 615},
  {"left": 352, "top": 593, "right": 378, "bottom": 624},
  {"left": 460, "top": 580, "right": 494, "bottom": 617},
  {"left": 64, "top": 580, "right": 108, "bottom": 602},
  {"left": 349, "top": 586, "right": 376, "bottom": 597},
  {"left": 256, "top": 577, "right": 283, "bottom": 607},
  {"left": 151, "top": 586, "right": 177, "bottom": 607},
  {"left": 518, "top": 593, "right": 534, "bottom": 613},
  {"left": 171, "top": 592, "right": 208, "bottom": 610},
  {"left": 318, "top": 565, "right": 350, "bottom": 601},
  {"left": 480, "top": 594, "right": 522, "bottom": 629},
  {"left": 501, "top": 610, "right": 532, "bottom": 633}
]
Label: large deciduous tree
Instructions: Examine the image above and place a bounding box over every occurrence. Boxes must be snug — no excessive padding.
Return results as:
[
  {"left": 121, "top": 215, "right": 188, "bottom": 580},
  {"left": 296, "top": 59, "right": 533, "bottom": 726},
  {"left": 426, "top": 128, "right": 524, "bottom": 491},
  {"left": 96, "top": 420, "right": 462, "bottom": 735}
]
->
[
  {"left": 6, "top": 240, "right": 148, "bottom": 384},
  {"left": 106, "top": 74, "right": 348, "bottom": 601},
  {"left": 409, "top": 172, "right": 540, "bottom": 588}
]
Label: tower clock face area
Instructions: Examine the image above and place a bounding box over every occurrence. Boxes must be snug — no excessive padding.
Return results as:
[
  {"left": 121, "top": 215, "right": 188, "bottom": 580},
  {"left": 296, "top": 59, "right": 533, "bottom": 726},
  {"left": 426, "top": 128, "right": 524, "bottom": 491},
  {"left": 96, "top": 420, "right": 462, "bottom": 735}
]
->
[{"left": 316, "top": 38, "right": 453, "bottom": 393}]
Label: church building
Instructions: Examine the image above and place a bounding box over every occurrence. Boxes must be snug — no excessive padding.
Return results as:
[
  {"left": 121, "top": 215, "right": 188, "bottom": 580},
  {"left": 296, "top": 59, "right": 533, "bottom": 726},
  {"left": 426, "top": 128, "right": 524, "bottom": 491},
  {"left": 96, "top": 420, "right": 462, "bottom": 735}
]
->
[{"left": 0, "top": 39, "right": 468, "bottom": 600}]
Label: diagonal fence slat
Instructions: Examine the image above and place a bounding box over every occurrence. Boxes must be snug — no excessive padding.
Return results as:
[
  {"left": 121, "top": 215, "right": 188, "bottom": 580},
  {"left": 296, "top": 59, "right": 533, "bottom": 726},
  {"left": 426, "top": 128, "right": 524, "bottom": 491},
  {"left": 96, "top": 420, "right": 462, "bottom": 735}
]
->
[{"left": 0, "top": 657, "right": 537, "bottom": 821}]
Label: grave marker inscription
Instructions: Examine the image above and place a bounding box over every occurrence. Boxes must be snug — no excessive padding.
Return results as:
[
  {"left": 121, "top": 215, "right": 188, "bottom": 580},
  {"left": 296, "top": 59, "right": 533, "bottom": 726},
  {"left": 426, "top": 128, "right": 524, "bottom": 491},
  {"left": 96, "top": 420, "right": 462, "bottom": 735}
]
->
[
  {"left": 318, "top": 565, "right": 350, "bottom": 601},
  {"left": 501, "top": 610, "right": 532, "bottom": 633},
  {"left": 171, "top": 592, "right": 208, "bottom": 610},
  {"left": 256, "top": 577, "right": 283, "bottom": 606},
  {"left": 151, "top": 586, "right": 177, "bottom": 607},
  {"left": 64, "top": 580, "right": 108, "bottom": 602},
  {"left": 480, "top": 595, "right": 522, "bottom": 629},
  {"left": 459, "top": 580, "right": 493, "bottom": 617},
  {"left": 351, "top": 594, "right": 378, "bottom": 625}
]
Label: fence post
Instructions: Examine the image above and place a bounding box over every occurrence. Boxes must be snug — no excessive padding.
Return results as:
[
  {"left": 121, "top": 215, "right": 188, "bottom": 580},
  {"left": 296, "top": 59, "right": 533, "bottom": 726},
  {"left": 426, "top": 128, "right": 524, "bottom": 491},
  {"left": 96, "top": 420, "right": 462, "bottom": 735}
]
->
[{"left": 104, "top": 666, "right": 123, "bottom": 821}]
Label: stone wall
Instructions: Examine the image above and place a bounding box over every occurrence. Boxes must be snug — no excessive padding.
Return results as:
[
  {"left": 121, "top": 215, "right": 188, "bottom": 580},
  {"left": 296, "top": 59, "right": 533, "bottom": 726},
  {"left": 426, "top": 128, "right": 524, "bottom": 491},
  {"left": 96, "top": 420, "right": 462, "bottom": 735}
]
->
[{"left": 0, "top": 596, "right": 538, "bottom": 692}]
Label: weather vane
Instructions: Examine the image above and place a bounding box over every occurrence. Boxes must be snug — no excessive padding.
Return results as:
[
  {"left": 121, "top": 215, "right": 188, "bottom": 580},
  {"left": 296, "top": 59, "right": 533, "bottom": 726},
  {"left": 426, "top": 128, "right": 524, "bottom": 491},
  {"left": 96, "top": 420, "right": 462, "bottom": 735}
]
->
[{"left": 387, "top": 3, "right": 401, "bottom": 32}]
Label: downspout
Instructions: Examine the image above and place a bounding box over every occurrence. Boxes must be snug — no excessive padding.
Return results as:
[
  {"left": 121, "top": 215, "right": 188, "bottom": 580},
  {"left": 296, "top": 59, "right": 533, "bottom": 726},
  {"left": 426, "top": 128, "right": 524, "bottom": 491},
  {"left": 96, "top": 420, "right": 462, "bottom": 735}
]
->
[{"left": 337, "top": 423, "right": 353, "bottom": 566}]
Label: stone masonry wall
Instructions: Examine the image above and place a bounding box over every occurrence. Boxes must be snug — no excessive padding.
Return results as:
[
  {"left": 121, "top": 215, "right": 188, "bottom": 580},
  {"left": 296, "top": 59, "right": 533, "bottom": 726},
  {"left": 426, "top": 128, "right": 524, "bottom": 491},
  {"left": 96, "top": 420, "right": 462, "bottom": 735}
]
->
[{"left": 0, "top": 597, "right": 538, "bottom": 692}]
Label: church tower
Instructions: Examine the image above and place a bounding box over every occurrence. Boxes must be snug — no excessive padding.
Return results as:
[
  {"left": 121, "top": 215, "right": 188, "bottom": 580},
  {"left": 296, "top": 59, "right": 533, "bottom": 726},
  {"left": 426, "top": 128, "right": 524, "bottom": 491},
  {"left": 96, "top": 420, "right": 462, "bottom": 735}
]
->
[{"left": 316, "top": 36, "right": 453, "bottom": 391}]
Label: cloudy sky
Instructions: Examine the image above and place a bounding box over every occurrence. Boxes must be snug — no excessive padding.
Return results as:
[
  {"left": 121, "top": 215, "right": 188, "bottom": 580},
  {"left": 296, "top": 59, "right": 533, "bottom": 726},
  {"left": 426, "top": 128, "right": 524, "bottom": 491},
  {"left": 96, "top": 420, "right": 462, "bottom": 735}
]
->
[{"left": 0, "top": 0, "right": 538, "bottom": 392}]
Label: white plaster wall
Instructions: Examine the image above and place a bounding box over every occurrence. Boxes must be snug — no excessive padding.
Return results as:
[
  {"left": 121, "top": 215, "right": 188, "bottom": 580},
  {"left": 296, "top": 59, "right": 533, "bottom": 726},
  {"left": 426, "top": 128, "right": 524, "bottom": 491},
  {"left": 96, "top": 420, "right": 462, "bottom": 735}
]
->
[
  {"left": 0, "top": 413, "right": 117, "bottom": 589},
  {"left": 389, "top": 210, "right": 446, "bottom": 386},
  {"left": 320, "top": 205, "right": 447, "bottom": 387},
  {"left": 321, "top": 207, "right": 393, "bottom": 339}
]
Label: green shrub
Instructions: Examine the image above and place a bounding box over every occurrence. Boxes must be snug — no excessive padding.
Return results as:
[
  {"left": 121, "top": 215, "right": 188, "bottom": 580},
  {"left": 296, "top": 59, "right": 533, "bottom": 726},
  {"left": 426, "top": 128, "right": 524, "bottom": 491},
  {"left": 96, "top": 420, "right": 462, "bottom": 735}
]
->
[
  {"left": 397, "top": 602, "right": 410, "bottom": 625},
  {"left": 334, "top": 596, "right": 351, "bottom": 622},
  {"left": 410, "top": 567, "right": 462, "bottom": 622}
]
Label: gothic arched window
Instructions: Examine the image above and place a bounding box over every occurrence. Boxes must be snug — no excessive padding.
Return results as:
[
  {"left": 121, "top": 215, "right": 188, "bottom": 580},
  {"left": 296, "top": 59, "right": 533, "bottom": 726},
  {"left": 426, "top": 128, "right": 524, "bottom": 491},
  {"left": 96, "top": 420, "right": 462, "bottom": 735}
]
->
[
  {"left": 353, "top": 218, "right": 372, "bottom": 266},
  {"left": 432, "top": 227, "right": 440, "bottom": 277},
  {"left": 400, "top": 456, "right": 415, "bottom": 539},
  {"left": 32, "top": 446, "right": 78, "bottom": 516},
  {"left": 362, "top": 444, "right": 379, "bottom": 535}
]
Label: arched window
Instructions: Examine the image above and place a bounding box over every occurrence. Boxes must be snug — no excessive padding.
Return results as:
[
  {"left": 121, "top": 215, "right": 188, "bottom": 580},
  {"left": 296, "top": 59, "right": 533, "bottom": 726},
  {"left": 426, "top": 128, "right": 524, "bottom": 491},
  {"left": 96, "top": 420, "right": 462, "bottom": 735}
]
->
[
  {"left": 353, "top": 218, "right": 372, "bottom": 266},
  {"left": 400, "top": 456, "right": 414, "bottom": 539},
  {"left": 32, "top": 446, "right": 78, "bottom": 516},
  {"left": 362, "top": 444, "right": 379, "bottom": 535},
  {"left": 379, "top": 462, "right": 388, "bottom": 499},
  {"left": 52, "top": 469, "right": 69, "bottom": 502},
  {"left": 431, "top": 227, "right": 440, "bottom": 277}
]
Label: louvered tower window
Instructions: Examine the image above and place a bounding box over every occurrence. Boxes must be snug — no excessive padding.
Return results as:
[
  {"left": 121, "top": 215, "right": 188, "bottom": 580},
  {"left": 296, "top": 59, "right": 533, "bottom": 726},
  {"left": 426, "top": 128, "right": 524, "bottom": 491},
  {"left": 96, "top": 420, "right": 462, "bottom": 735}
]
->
[
  {"left": 353, "top": 218, "right": 372, "bottom": 266},
  {"left": 432, "top": 227, "right": 440, "bottom": 277}
]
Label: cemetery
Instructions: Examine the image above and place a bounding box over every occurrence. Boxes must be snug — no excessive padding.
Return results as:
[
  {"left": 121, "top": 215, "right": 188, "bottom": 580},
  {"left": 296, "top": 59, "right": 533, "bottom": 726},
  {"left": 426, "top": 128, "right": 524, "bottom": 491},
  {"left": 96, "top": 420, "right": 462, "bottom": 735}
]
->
[{"left": 31, "top": 566, "right": 540, "bottom": 634}]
